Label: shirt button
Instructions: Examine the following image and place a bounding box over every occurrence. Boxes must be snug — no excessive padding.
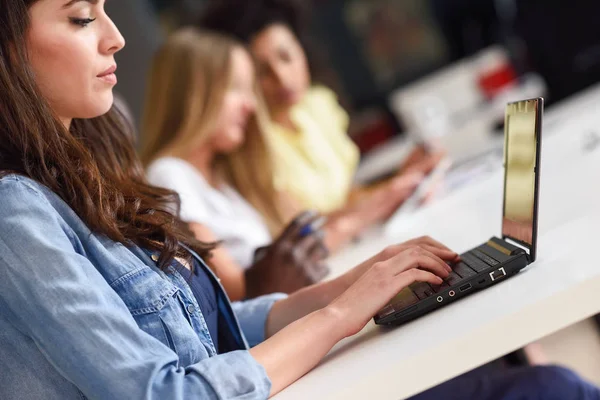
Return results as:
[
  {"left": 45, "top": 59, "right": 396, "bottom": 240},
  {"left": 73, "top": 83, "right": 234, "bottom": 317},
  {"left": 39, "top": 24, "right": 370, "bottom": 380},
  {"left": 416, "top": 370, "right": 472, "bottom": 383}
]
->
[
  {"left": 151, "top": 254, "right": 159, "bottom": 262},
  {"left": 187, "top": 304, "right": 195, "bottom": 314}
]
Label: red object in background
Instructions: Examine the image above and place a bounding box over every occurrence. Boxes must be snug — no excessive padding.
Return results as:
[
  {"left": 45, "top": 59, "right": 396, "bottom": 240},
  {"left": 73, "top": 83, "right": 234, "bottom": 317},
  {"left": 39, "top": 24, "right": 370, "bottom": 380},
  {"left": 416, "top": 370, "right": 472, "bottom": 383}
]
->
[
  {"left": 478, "top": 63, "right": 518, "bottom": 100},
  {"left": 352, "top": 118, "right": 395, "bottom": 154}
]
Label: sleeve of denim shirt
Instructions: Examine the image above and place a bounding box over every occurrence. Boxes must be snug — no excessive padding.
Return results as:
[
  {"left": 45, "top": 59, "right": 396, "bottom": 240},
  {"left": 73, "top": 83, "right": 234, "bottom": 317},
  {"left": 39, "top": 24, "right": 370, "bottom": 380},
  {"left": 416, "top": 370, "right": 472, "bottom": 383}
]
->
[
  {"left": 231, "top": 294, "right": 288, "bottom": 347},
  {"left": 0, "top": 178, "right": 271, "bottom": 399}
]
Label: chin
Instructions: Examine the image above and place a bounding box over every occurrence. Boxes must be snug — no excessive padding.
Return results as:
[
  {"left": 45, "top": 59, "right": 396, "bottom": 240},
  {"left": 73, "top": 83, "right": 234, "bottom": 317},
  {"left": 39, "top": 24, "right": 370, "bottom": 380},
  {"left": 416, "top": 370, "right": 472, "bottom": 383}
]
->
[
  {"left": 227, "top": 131, "right": 246, "bottom": 148},
  {"left": 77, "top": 97, "right": 115, "bottom": 119},
  {"left": 224, "top": 140, "right": 245, "bottom": 153},
  {"left": 273, "top": 95, "right": 300, "bottom": 111}
]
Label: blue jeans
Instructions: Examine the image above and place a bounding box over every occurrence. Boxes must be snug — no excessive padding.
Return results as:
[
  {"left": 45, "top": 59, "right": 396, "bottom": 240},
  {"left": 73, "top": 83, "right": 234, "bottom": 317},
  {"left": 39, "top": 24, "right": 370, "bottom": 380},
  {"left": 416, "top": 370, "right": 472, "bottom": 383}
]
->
[{"left": 411, "top": 366, "right": 600, "bottom": 400}]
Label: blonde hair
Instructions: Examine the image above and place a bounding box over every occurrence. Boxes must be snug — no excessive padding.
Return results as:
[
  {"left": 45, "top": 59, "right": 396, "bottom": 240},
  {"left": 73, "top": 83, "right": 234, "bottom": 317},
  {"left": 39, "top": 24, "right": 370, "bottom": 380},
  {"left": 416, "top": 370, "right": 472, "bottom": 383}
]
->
[{"left": 141, "top": 28, "right": 296, "bottom": 234}]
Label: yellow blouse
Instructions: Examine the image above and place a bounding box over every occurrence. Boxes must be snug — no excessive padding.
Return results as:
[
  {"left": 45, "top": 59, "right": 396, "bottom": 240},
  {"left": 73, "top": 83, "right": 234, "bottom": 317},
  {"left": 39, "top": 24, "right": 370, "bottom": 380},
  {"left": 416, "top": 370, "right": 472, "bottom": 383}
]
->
[{"left": 266, "top": 86, "right": 360, "bottom": 213}]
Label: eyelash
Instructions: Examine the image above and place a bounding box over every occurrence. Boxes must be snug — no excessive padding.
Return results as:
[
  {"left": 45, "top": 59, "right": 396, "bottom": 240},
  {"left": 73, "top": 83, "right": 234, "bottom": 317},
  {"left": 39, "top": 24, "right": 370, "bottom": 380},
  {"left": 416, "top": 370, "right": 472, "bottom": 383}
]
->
[{"left": 70, "top": 17, "right": 96, "bottom": 27}]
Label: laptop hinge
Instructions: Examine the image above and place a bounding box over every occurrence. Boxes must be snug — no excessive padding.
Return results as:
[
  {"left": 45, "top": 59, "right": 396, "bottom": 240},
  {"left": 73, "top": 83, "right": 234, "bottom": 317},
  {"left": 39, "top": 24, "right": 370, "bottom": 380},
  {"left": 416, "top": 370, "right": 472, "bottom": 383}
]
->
[
  {"left": 502, "top": 237, "right": 531, "bottom": 256},
  {"left": 487, "top": 237, "right": 530, "bottom": 257}
]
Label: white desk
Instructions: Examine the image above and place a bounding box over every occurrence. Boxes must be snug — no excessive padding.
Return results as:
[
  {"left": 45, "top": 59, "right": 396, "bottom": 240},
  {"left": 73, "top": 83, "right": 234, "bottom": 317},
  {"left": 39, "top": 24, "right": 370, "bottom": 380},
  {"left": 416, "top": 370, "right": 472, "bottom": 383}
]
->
[{"left": 274, "top": 88, "right": 600, "bottom": 400}]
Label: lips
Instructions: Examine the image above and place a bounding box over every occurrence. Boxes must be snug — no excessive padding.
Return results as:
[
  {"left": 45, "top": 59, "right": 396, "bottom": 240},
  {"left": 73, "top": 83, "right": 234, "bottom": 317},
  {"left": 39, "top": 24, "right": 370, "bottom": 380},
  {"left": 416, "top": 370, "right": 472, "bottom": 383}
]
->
[
  {"left": 278, "top": 88, "right": 299, "bottom": 104},
  {"left": 97, "top": 65, "right": 117, "bottom": 85}
]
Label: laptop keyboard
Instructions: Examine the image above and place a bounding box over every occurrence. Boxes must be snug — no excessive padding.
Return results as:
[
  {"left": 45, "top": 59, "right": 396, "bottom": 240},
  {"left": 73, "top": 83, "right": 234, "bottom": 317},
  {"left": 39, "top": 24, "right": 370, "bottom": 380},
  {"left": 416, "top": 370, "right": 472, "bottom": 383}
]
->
[
  {"left": 472, "top": 249, "right": 499, "bottom": 266},
  {"left": 409, "top": 247, "right": 500, "bottom": 300},
  {"left": 460, "top": 252, "right": 493, "bottom": 272},
  {"left": 411, "top": 281, "right": 435, "bottom": 299},
  {"left": 452, "top": 262, "right": 478, "bottom": 278}
]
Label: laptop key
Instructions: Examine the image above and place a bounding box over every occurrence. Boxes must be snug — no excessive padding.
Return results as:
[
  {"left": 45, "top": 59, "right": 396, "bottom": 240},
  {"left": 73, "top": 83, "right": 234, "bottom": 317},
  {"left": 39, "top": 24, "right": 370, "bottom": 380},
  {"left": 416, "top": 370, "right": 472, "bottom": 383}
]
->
[
  {"left": 472, "top": 249, "right": 499, "bottom": 266},
  {"left": 411, "top": 282, "right": 434, "bottom": 300},
  {"left": 453, "top": 262, "right": 478, "bottom": 279},
  {"left": 477, "top": 244, "right": 510, "bottom": 263},
  {"left": 431, "top": 281, "right": 449, "bottom": 293},
  {"left": 461, "top": 252, "right": 491, "bottom": 272},
  {"left": 445, "top": 271, "right": 463, "bottom": 286}
]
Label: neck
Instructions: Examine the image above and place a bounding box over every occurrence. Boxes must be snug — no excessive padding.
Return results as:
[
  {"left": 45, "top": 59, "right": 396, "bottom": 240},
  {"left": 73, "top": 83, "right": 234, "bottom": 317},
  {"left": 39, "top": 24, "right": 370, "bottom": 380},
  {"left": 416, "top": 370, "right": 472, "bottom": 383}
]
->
[
  {"left": 60, "top": 117, "right": 72, "bottom": 130},
  {"left": 271, "top": 106, "right": 297, "bottom": 132},
  {"left": 184, "top": 145, "right": 219, "bottom": 188}
]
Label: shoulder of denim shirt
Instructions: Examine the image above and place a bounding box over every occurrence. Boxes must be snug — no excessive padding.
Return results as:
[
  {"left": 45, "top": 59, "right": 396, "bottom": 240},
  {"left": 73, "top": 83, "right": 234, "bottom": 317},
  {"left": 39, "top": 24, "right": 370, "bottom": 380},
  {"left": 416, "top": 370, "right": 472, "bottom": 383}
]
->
[
  {"left": 0, "top": 174, "right": 54, "bottom": 203},
  {"left": 0, "top": 174, "right": 78, "bottom": 228}
]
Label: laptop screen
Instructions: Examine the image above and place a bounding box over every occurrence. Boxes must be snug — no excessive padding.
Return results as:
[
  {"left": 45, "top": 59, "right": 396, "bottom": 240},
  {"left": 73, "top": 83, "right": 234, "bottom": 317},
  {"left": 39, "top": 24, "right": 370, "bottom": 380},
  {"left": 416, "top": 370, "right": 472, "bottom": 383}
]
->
[{"left": 502, "top": 98, "right": 543, "bottom": 257}]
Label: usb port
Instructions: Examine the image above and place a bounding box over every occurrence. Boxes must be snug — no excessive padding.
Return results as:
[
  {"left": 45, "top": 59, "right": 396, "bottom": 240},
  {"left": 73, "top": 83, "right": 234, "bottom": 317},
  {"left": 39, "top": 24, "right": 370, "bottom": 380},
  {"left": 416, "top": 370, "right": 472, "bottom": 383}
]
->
[
  {"left": 459, "top": 283, "right": 472, "bottom": 292},
  {"left": 490, "top": 267, "right": 507, "bottom": 282}
]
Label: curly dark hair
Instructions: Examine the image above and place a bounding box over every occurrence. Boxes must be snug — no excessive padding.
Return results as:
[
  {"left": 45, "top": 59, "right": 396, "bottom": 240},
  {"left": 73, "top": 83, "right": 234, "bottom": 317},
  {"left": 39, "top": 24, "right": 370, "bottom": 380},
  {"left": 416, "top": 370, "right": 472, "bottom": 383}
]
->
[{"left": 198, "top": 0, "right": 309, "bottom": 43}]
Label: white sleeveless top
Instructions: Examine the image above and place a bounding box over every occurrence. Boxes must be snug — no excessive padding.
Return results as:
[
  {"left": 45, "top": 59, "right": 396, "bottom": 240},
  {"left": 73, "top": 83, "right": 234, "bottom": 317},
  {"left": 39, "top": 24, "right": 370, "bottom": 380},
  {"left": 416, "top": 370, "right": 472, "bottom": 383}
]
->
[{"left": 146, "top": 157, "right": 271, "bottom": 268}]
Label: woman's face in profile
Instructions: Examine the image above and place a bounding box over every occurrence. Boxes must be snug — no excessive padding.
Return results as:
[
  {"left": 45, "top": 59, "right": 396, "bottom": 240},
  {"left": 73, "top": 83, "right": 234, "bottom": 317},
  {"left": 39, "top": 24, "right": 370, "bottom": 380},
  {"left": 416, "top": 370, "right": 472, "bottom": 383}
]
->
[
  {"left": 250, "top": 23, "right": 310, "bottom": 113},
  {"left": 26, "top": 0, "right": 125, "bottom": 125},
  {"left": 210, "top": 47, "right": 257, "bottom": 153}
]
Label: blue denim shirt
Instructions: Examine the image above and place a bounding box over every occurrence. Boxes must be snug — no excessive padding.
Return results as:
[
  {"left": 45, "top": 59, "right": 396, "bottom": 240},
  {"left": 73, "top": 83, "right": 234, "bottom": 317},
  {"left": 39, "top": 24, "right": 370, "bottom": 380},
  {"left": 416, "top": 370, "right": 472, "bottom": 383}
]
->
[{"left": 0, "top": 175, "right": 286, "bottom": 399}]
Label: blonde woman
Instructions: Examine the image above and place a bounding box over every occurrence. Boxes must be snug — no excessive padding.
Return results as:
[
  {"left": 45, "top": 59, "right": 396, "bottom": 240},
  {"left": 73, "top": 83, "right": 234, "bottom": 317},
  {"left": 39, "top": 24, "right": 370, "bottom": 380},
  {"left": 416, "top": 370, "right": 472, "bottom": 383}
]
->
[{"left": 141, "top": 29, "right": 330, "bottom": 301}]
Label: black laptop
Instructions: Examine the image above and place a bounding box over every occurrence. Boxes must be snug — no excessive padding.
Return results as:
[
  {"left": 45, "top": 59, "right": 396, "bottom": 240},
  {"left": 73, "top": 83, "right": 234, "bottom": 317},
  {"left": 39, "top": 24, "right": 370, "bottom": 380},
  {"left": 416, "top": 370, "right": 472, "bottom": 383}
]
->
[{"left": 375, "top": 98, "right": 544, "bottom": 326}]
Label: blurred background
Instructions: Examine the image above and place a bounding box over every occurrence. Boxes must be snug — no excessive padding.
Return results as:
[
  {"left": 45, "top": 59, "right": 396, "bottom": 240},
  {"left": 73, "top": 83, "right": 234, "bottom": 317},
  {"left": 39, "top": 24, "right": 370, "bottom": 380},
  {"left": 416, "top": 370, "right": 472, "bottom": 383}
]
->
[{"left": 109, "top": 0, "right": 600, "bottom": 154}]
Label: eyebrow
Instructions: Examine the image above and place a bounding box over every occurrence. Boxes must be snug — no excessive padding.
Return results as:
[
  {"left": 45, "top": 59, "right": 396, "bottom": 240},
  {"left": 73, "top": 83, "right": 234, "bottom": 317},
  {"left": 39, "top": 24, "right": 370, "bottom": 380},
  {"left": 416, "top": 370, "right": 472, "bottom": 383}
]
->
[{"left": 62, "top": 0, "right": 99, "bottom": 9}]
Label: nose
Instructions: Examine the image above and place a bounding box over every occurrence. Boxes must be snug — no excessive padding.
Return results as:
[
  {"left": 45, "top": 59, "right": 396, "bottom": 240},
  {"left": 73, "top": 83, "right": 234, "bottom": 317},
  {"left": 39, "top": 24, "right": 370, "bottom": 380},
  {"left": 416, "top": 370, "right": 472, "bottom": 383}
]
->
[
  {"left": 245, "top": 94, "right": 257, "bottom": 114},
  {"left": 100, "top": 14, "right": 126, "bottom": 55},
  {"left": 270, "top": 64, "right": 288, "bottom": 90},
  {"left": 238, "top": 98, "right": 256, "bottom": 121}
]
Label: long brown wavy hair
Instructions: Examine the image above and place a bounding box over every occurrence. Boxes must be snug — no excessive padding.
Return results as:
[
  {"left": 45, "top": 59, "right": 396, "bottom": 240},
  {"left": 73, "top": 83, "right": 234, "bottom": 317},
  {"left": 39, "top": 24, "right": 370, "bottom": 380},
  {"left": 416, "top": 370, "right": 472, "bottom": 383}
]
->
[{"left": 0, "top": 0, "right": 213, "bottom": 268}]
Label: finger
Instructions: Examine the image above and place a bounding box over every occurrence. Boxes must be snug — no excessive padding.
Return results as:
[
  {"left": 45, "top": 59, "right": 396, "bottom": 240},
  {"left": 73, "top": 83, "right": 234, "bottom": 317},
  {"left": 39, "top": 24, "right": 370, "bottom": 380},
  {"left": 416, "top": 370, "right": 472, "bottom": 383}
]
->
[
  {"left": 314, "top": 262, "right": 330, "bottom": 281},
  {"left": 379, "top": 240, "right": 457, "bottom": 265},
  {"left": 420, "top": 244, "right": 460, "bottom": 263},
  {"left": 420, "top": 180, "right": 444, "bottom": 205},
  {"left": 395, "top": 269, "right": 444, "bottom": 288},
  {"left": 292, "top": 232, "right": 321, "bottom": 262},
  {"left": 306, "top": 241, "right": 329, "bottom": 263},
  {"left": 409, "top": 236, "right": 456, "bottom": 255},
  {"left": 386, "top": 248, "right": 450, "bottom": 279},
  {"left": 390, "top": 172, "right": 424, "bottom": 192},
  {"left": 420, "top": 155, "right": 443, "bottom": 175},
  {"left": 302, "top": 261, "right": 330, "bottom": 284},
  {"left": 313, "top": 242, "right": 330, "bottom": 261},
  {"left": 419, "top": 247, "right": 452, "bottom": 273},
  {"left": 410, "top": 253, "right": 450, "bottom": 279},
  {"left": 302, "top": 230, "right": 329, "bottom": 261},
  {"left": 278, "top": 211, "right": 319, "bottom": 241}
]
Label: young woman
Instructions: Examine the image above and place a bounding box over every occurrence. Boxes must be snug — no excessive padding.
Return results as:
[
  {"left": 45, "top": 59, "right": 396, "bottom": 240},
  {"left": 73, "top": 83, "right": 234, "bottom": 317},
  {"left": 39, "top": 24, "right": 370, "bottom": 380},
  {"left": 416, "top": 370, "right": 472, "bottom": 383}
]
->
[
  {"left": 0, "top": 1, "right": 597, "bottom": 399},
  {"left": 198, "top": 0, "right": 443, "bottom": 250},
  {"left": 141, "top": 29, "right": 331, "bottom": 301}
]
